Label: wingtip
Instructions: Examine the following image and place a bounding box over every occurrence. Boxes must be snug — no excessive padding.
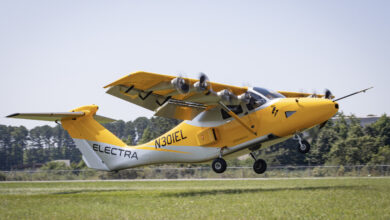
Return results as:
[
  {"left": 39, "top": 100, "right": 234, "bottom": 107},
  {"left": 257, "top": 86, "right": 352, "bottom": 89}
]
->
[
  {"left": 103, "top": 72, "right": 140, "bottom": 89},
  {"left": 6, "top": 113, "right": 19, "bottom": 118}
]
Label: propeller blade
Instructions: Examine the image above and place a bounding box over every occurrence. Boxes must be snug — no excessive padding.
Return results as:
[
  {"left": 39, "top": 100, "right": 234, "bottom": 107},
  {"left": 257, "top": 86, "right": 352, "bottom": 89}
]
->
[
  {"left": 325, "top": 89, "right": 332, "bottom": 99},
  {"left": 199, "top": 72, "right": 208, "bottom": 84},
  {"left": 171, "top": 77, "right": 190, "bottom": 94},
  {"left": 319, "top": 120, "right": 328, "bottom": 129},
  {"left": 194, "top": 72, "right": 210, "bottom": 92}
]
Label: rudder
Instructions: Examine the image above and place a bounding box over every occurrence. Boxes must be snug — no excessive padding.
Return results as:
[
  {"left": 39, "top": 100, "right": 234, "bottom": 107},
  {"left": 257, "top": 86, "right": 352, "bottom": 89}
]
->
[{"left": 61, "top": 105, "right": 127, "bottom": 171}]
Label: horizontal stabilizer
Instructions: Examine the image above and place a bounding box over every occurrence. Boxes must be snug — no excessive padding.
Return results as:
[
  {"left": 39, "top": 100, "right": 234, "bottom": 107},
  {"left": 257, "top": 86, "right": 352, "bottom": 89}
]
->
[
  {"left": 92, "top": 115, "right": 117, "bottom": 124},
  {"left": 6, "top": 112, "right": 116, "bottom": 123}
]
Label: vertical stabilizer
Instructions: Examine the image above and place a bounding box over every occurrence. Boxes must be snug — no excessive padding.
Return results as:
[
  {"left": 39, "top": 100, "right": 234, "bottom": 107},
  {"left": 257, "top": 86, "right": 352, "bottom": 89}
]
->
[{"left": 61, "top": 105, "right": 127, "bottom": 171}]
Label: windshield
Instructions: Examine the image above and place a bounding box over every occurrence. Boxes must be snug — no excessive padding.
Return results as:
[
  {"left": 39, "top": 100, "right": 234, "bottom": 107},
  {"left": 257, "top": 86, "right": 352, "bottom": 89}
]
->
[
  {"left": 254, "top": 87, "right": 285, "bottom": 100},
  {"left": 246, "top": 92, "right": 266, "bottom": 111}
]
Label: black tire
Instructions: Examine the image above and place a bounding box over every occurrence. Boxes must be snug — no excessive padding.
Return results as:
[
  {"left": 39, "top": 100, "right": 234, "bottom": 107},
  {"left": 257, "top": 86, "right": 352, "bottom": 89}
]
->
[
  {"left": 212, "top": 158, "right": 227, "bottom": 173},
  {"left": 253, "top": 159, "right": 267, "bottom": 174},
  {"left": 297, "top": 140, "right": 311, "bottom": 154}
]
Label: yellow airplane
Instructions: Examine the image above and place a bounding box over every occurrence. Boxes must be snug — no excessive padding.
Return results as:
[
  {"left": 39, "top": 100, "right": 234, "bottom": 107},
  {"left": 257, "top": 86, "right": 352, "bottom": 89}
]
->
[{"left": 7, "top": 71, "right": 372, "bottom": 174}]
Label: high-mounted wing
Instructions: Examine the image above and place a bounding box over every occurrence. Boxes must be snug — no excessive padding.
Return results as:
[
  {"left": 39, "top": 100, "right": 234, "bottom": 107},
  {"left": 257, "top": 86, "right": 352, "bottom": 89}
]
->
[
  {"left": 104, "top": 71, "right": 249, "bottom": 120},
  {"left": 278, "top": 91, "right": 334, "bottom": 99}
]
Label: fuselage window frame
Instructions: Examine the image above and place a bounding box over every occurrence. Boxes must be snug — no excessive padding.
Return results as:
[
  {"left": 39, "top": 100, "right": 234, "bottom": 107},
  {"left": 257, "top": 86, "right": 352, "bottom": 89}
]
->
[
  {"left": 220, "top": 104, "right": 244, "bottom": 120},
  {"left": 253, "top": 87, "right": 285, "bottom": 100},
  {"left": 246, "top": 91, "right": 267, "bottom": 111}
]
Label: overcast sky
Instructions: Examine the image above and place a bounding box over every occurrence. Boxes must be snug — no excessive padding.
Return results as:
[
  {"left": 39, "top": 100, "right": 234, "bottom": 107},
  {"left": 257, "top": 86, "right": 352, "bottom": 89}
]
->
[{"left": 1, "top": 0, "right": 389, "bottom": 129}]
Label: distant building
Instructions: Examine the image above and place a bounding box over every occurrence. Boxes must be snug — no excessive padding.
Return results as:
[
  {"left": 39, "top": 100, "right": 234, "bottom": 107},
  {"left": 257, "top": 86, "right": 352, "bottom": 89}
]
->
[
  {"left": 358, "top": 116, "right": 380, "bottom": 126},
  {"left": 332, "top": 116, "right": 380, "bottom": 127}
]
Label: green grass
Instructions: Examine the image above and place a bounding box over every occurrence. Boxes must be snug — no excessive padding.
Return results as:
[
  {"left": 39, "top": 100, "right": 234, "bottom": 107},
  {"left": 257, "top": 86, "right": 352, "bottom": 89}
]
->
[{"left": 1, "top": 178, "right": 389, "bottom": 220}]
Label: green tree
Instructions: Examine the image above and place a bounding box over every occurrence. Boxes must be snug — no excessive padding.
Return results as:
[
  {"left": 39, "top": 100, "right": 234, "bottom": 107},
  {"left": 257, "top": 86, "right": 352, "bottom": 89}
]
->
[
  {"left": 309, "top": 127, "right": 338, "bottom": 165},
  {"left": 133, "top": 117, "right": 151, "bottom": 143},
  {"left": 138, "top": 127, "right": 154, "bottom": 144},
  {"left": 0, "top": 125, "right": 12, "bottom": 170},
  {"left": 369, "top": 145, "right": 390, "bottom": 164},
  {"left": 9, "top": 126, "right": 28, "bottom": 169}
]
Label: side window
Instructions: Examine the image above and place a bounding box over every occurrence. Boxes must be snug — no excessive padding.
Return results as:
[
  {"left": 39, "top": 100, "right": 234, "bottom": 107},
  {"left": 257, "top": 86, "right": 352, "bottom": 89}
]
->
[
  {"left": 246, "top": 92, "right": 266, "bottom": 111},
  {"left": 221, "top": 105, "right": 243, "bottom": 119}
]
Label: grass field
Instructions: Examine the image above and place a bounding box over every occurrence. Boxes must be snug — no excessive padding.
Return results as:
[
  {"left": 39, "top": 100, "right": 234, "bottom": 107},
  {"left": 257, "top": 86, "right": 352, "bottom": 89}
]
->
[{"left": 1, "top": 178, "right": 389, "bottom": 220}]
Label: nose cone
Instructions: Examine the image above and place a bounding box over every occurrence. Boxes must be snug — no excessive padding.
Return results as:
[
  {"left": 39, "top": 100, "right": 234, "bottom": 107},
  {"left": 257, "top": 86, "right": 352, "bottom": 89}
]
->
[
  {"left": 298, "top": 98, "right": 339, "bottom": 128},
  {"left": 269, "top": 98, "right": 339, "bottom": 137}
]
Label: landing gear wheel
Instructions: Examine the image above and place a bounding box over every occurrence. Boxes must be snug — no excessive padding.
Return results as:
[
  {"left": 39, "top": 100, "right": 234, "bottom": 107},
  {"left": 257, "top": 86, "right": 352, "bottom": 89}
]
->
[
  {"left": 297, "top": 140, "right": 311, "bottom": 154},
  {"left": 212, "top": 158, "right": 227, "bottom": 173},
  {"left": 253, "top": 159, "right": 267, "bottom": 174}
]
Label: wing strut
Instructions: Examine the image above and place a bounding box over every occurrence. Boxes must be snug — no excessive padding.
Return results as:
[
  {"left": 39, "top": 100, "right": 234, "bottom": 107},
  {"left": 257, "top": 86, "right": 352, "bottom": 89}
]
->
[{"left": 218, "top": 102, "right": 257, "bottom": 136}]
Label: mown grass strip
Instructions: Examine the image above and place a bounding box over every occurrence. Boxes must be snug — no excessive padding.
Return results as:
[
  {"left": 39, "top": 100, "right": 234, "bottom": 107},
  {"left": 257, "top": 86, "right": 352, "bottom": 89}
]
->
[{"left": 0, "top": 178, "right": 389, "bottom": 220}]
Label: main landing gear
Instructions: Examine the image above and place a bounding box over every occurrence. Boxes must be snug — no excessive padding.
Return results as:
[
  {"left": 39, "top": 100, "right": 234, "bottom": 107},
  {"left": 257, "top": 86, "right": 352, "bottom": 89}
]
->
[
  {"left": 294, "top": 134, "right": 311, "bottom": 154},
  {"left": 212, "top": 158, "right": 227, "bottom": 173},
  {"left": 250, "top": 152, "right": 267, "bottom": 174},
  {"left": 212, "top": 147, "right": 227, "bottom": 173},
  {"left": 210, "top": 146, "right": 268, "bottom": 174}
]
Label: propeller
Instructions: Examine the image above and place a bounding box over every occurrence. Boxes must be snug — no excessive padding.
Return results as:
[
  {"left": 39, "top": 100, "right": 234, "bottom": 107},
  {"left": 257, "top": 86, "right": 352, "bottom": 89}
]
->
[
  {"left": 310, "top": 90, "right": 318, "bottom": 98},
  {"left": 324, "top": 89, "right": 332, "bottom": 99},
  {"left": 199, "top": 72, "right": 208, "bottom": 85},
  {"left": 318, "top": 87, "right": 373, "bottom": 129},
  {"left": 317, "top": 89, "right": 333, "bottom": 129},
  {"left": 217, "top": 89, "right": 235, "bottom": 103},
  {"left": 171, "top": 76, "right": 190, "bottom": 94},
  {"left": 319, "top": 120, "right": 328, "bottom": 129},
  {"left": 194, "top": 72, "right": 210, "bottom": 92}
]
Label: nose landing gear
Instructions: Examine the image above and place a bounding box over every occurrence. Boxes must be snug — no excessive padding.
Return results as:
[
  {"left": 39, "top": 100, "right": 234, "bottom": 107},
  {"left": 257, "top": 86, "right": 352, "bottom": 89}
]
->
[{"left": 294, "top": 134, "right": 311, "bottom": 154}]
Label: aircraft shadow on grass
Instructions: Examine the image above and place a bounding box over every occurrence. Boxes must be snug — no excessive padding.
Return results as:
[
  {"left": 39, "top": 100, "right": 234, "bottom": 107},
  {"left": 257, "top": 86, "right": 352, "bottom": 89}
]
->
[
  {"left": 162, "top": 185, "right": 367, "bottom": 197},
  {"left": 51, "top": 185, "right": 366, "bottom": 196},
  {"left": 52, "top": 189, "right": 136, "bottom": 195}
]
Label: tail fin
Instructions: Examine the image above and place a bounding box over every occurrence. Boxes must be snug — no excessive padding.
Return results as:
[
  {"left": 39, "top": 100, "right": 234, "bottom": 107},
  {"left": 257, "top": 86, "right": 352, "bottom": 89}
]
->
[{"left": 7, "top": 105, "right": 126, "bottom": 171}]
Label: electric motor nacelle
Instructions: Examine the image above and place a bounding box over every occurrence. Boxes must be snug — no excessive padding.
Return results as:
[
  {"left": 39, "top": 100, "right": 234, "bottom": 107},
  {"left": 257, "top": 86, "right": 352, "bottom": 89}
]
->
[
  {"left": 217, "top": 90, "right": 251, "bottom": 105},
  {"left": 193, "top": 73, "right": 209, "bottom": 92},
  {"left": 171, "top": 77, "right": 190, "bottom": 94},
  {"left": 238, "top": 92, "right": 251, "bottom": 104},
  {"left": 217, "top": 89, "right": 236, "bottom": 103}
]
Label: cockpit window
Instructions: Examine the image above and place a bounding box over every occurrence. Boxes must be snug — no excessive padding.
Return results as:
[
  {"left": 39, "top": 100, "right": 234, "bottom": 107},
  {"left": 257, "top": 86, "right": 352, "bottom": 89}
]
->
[
  {"left": 254, "top": 87, "right": 285, "bottom": 100},
  {"left": 246, "top": 92, "right": 266, "bottom": 111}
]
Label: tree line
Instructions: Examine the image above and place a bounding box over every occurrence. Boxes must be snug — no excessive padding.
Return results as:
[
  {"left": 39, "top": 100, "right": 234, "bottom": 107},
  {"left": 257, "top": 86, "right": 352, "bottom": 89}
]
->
[
  {"left": 255, "top": 113, "right": 390, "bottom": 167},
  {"left": 0, "top": 114, "right": 389, "bottom": 171},
  {"left": 0, "top": 117, "right": 180, "bottom": 170}
]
